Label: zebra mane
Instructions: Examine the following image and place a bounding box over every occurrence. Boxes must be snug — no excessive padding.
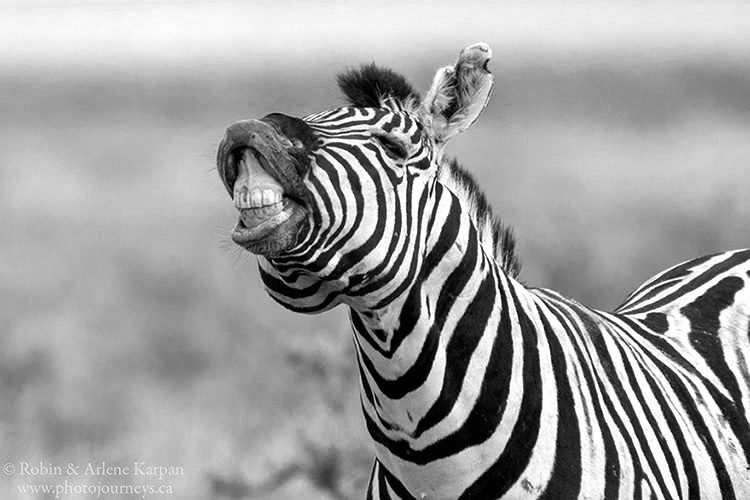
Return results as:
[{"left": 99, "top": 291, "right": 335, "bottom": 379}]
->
[
  {"left": 438, "top": 158, "right": 521, "bottom": 278},
  {"left": 337, "top": 64, "right": 421, "bottom": 108}
]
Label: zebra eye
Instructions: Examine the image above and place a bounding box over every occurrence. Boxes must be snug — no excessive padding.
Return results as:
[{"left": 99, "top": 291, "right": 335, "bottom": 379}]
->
[{"left": 374, "top": 134, "right": 408, "bottom": 159}]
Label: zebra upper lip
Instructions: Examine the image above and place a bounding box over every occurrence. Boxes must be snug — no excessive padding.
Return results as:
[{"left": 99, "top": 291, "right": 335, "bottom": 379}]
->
[{"left": 218, "top": 118, "right": 309, "bottom": 206}]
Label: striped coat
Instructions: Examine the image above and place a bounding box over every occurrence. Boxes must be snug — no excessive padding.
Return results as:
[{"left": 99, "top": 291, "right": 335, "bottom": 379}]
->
[{"left": 217, "top": 44, "right": 750, "bottom": 498}]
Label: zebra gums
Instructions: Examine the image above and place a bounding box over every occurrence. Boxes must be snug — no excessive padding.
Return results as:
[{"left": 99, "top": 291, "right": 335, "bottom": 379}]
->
[{"left": 216, "top": 44, "right": 750, "bottom": 499}]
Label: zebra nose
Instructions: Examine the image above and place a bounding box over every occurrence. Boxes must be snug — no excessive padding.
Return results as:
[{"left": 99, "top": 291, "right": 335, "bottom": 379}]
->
[
  {"left": 222, "top": 119, "right": 274, "bottom": 150},
  {"left": 217, "top": 119, "right": 278, "bottom": 194}
]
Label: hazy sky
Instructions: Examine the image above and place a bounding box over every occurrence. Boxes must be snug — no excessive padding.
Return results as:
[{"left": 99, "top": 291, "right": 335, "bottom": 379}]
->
[{"left": 1, "top": 1, "right": 749, "bottom": 72}]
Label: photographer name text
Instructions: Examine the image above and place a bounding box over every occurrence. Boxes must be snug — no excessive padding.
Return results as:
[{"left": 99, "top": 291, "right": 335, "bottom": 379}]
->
[{"left": 16, "top": 461, "right": 183, "bottom": 481}]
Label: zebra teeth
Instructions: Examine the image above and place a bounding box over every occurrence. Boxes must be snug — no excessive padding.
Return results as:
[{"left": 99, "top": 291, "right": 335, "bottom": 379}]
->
[
  {"left": 253, "top": 189, "right": 282, "bottom": 208},
  {"left": 234, "top": 188, "right": 285, "bottom": 209},
  {"left": 263, "top": 189, "right": 280, "bottom": 206},
  {"left": 251, "top": 189, "right": 263, "bottom": 207},
  {"left": 232, "top": 148, "right": 287, "bottom": 209},
  {"left": 239, "top": 198, "right": 286, "bottom": 228}
]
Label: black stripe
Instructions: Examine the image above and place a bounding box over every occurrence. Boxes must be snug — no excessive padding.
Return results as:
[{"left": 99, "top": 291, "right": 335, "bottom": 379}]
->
[
  {"left": 682, "top": 276, "right": 750, "bottom": 479},
  {"left": 544, "top": 304, "right": 622, "bottom": 499},
  {"left": 410, "top": 156, "right": 431, "bottom": 171},
  {"left": 272, "top": 155, "right": 348, "bottom": 267},
  {"left": 643, "top": 312, "right": 669, "bottom": 334},
  {"left": 459, "top": 281, "right": 543, "bottom": 498},
  {"left": 412, "top": 268, "right": 497, "bottom": 437},
  {"left": 357, "top": 223, "right": 479, "bottom": 399},
  {"left": 382, "top": 113, "right": 401, "bottom": 133},
  {"left": 266, "top": 147, "right": 367, "bottom": 277},
  {"left": 309, "top": 106, "right": 357, "bottom": 124},
  {"left": 556, "top": 301, "right": 647, "bottom": 497},
  {"left": 624, "top": 250, "right": 750, "bottom": 315},
  {"left": 277, "top": 146, "right": 368, "bottom": 274},
  {"left": 617, "top": 314, "right": 736, "bottom": 498},
  {"left": 537, "top": 304, "right": 582, "bottom": 499},
  {"left": 369, "top": 187, "right": 429, "bottom": 308},
  {"left": 356, "top": 342, "right": 377, "bottom": 408},
  {"left": 617, "top": 254, "right": 716, "bottom": 310},
  {"left": 364, "top": 267, "right": 514, "bottom": 464},
  {"left": 355, "top": 345, "right": 403, "bottom": 433},
  {"left": 620, "top": 278, "right": 682, "bottom": 311},
  {"left": 579, "top": 309, "right": 669, "bottom": 498},
  {"left": 608, "top": 328, "right": 681, "bottom": 498},
  {"left": 683, "top": 276, "right": 745, "bottom": 407},
  {"left": 409, "top": 126, "right": 422, "bottom": 145},
  {"left": 379, "top": 463, "right": 416, "bottom": 500},
  {"left": 379, "top": 193, "right": 461, "bottom": 357},
  {"left": 351, "top": 313, "right": 389, "bottom": 354},
  {"left": 259, "top": 265, "right": 324, "bottom": 301},
  {"left": 316, "top": 143, "right": 389, "bottom": 281},
  {"left": 302, "top": 170, "right": 333, "bottom": 242},
  {"left": 610, "top": 319, "right": 700, "bottom": 499},
  {"left": 371, "top": 184, "right": 448, "bottom": 309},
  {"left": 377, "top": 464, "right": 393, "bottom": 500},
  {"left": 347, "top": 145, "right": 406, "bottom": 293}
]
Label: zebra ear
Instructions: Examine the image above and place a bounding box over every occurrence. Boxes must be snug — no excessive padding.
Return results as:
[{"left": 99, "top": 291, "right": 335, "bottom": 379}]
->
[{"left": 420, "top": 43, "right": 493, "bottom": 150}]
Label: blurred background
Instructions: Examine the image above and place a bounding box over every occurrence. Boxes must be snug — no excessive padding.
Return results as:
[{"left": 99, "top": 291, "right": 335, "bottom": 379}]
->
[{"left": 1, "top": 1, "right": 749, "bottom": 498}]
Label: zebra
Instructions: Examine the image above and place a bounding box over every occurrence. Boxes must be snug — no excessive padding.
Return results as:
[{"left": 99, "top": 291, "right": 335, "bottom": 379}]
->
[{"left": 216, "top": 44, "right": 750, "bottom": 499}]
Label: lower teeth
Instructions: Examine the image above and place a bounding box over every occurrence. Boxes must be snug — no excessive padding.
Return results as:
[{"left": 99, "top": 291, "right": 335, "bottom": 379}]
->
[{"left": 240, "top": 202, "right": 284, "bottom": 227}]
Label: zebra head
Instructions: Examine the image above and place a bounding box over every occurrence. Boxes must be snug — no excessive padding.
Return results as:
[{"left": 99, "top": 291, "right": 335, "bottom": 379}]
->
[{"left": 217, "top": 44, "right": 496, "bottom": 312}]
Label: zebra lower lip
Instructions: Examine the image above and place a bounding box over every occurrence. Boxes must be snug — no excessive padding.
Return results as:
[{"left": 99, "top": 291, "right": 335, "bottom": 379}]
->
[{"left": 231, "top": 198, "right": 299, "bottom": 244}]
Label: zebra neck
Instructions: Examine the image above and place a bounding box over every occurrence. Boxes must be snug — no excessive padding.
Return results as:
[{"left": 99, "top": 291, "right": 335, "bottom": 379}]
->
[{"left": 350, "top": 187, "right": 530, "bottom": 443}]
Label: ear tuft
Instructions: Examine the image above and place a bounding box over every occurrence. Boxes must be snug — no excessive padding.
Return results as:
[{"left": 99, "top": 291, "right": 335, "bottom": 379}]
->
[
  {"left": 420, "top": 43, "right": 494, "bottom": 148},
  {"left": 337, "top": 64, "right": 421, "bottom": 108}
]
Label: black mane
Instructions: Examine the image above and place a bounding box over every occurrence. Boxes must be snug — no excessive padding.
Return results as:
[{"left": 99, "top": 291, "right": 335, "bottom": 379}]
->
[
  {"left": 337, "top": 64, "right": 421, "bottom": 108},
  {"left": 440, "top": 159, "right": 521, "bottom": 278}
]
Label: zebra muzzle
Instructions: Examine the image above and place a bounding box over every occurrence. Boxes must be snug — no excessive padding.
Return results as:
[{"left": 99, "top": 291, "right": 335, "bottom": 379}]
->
[{"left": 217, "top": 118, "right": 310, "bottom": 255}]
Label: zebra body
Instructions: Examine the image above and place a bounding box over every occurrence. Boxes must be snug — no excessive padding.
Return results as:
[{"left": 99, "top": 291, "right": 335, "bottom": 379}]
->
[
  {"left": 358, "top": 189, "right": 750, "bottom": 499},
  {"left": 217, "top": 44, "right": 750, "bottom": 498}
]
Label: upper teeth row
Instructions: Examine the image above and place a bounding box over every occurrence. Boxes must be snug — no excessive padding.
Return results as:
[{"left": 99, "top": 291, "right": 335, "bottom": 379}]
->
[{"left": 234, "top": 189, "right": 282, "bottom": 209}]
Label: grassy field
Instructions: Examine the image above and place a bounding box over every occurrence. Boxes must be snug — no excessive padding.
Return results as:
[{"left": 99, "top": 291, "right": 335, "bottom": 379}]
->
[{"left": 1, "top": 10, "right": 750, "bottom": 498}]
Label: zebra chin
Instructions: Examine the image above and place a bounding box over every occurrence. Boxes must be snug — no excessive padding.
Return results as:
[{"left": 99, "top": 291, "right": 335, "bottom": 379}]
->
[{"left": 230, "top": 202, "right": 308, "bottom": 256}]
